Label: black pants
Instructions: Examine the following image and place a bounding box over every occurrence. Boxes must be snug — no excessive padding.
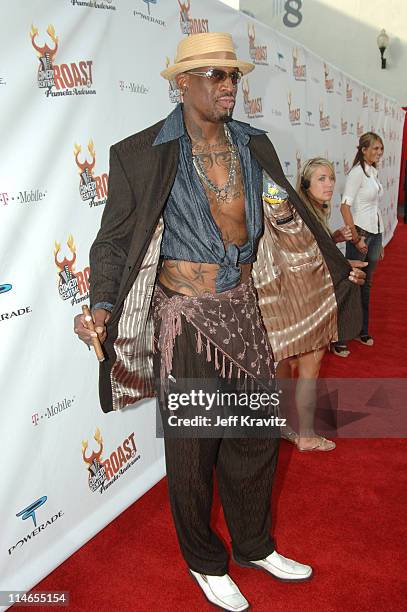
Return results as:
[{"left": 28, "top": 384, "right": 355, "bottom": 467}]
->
[{"left": 153, "top": 287, "right": 280, "bottom": 575}]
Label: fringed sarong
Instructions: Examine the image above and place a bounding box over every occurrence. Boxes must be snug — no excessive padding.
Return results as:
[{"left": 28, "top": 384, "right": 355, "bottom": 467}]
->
[{"left": 152, "top": 279, "right": 275, "bottom": 392}]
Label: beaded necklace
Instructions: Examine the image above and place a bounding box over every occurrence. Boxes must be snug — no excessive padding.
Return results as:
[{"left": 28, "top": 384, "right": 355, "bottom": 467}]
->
[{"left": 192, "top": 124, "right": 238, "bottom": 203}]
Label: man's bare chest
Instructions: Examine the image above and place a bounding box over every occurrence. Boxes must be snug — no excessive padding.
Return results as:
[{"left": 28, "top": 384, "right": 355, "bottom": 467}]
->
[{"left": 192, "top": 145, "right": 248, "bottom": 247}]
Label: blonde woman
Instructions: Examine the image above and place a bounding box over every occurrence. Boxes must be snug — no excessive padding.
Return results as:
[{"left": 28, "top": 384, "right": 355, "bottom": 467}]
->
[{"left": 275, "top": 158, "right": 364, "bottom": 451}]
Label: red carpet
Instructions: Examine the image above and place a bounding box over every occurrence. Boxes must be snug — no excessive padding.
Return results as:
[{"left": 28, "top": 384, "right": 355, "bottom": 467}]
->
[
  {"left": 320, "top": 222, "right": 407, "bottom": 378},
  {"left": 28, "top": 224, "right": 407, "bottom": 611}
]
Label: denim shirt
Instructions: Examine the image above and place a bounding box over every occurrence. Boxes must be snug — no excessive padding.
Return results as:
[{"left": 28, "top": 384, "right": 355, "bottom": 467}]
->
[{"left": 153, "top": 104, "right": 266, "bottom": 292}]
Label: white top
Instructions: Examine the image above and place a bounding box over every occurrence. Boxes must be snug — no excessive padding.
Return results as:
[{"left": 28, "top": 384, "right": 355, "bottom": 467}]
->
[{"left": 342, "top": 163, "right": 384, "bottom": 234}]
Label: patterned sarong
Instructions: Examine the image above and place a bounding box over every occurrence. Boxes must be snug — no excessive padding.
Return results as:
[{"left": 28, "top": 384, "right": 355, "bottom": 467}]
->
[{"left": 152, "top": 279, "right": 275, "bottom": 392}]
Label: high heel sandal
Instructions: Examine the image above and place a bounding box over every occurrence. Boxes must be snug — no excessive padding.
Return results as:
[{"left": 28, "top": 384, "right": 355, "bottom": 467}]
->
[
  {"left": 330, "top": 343, "right": 350, "bottom": 358},
  {"left": 281, "top": 428, "right": 299, "bottom": 445},
  {"left": 296, "top": 436, "right": 336, "bottom": 452}
]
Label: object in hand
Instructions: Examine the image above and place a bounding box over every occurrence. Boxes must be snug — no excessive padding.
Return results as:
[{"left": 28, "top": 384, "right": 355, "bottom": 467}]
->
[{"left": 82, "top": 305, "right": 105, "bottom": 362}]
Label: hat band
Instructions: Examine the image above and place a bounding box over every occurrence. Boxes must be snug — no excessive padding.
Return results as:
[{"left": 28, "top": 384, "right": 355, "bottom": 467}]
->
[{"left": 177, "top": 50, "right": 237, "bottom": 63}]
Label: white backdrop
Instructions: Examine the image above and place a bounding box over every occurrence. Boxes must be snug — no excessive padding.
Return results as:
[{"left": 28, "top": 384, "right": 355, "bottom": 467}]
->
[{"left": 0, "top": 0, "right": 403, "bottom": 601}]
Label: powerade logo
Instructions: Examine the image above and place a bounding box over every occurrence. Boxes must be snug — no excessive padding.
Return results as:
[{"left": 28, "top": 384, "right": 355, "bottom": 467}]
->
[
  {"left": 8, "top": 496, "right": 64, "bottom": 556},
  {"left": 0, "top": 283, "right": 12, "bottom": 295},
  {"left": 143, "top": 0, "right": 156, "bottom": 12},
  {"left": 133, "top": 0, "right": 165, "bottom": 26},
  {"left": 16, "top": 496, "right": 47, "bottom": 527}
]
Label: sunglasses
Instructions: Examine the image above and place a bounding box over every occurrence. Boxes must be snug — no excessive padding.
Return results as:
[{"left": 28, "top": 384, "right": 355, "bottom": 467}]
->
[{"left": 187, "top": 68, "right": 242, "bottom": 86}]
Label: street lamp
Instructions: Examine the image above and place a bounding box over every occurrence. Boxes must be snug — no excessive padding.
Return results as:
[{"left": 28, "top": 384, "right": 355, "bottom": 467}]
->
[{"left": 377, "top": 29, "right": 389, "bottom": 69}]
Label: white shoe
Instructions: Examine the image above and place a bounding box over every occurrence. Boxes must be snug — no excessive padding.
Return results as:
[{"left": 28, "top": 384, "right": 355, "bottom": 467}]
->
[
  {"left": 233, "top": 550, "right": 313, "bottom": 582},
  {"left": 189, "top": 569, "right": 250, "bottom": 611}
]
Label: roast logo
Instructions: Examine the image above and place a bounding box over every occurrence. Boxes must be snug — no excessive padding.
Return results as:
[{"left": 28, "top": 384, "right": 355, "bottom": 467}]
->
[
  {"left": 287, "top": 91, "right": 300, "bottom": 125},
  {"left": 178, "top": 0, "right": 209, "bottom": 36},
  {"left": 341, "top": 117, "right": 347, "bottom": 135},
  {"left": 324, "top": 63, "right": 334, "bottom": 92},
  {"left": 374, "top": 95, "right": 380, "bottom": 112},
  {"left": 346, "top": 81, "right": 352, "bottom": 101},
  {"left": 30, "top": 24, "right": 96, "bottom": 98},
  {"left": 319, "top": 103, "right": 330, "bottom": 130},
  {"left": 362, "top": 90, "right": 368, "bottom": 108},
  {"left": 165, "top": 57, "right": 181, "bottom": 104},
  {"left": 384, "top": 100, "right": 390, "bottom": 116},
  {"left": 54, "top": 235, "right": 89, "bottom": 305},
  {"left": 247, "top": 24, "right": 268, "bottom": 65},
  {"left": 292, "top": 47, "right": 306, "bottom": 81},
  {"left": 296, "top": 150, "right": 302, "bottom": 175},
  {"left": 356, "top": 121, "right": 364, "bottom": 137},
  {"left": 82, "top": 428, "right": 141, "bottom": 494},
  {"left": 242, "top": 78, "right": 263, "bottom": 119},
  {"left": 74, "top": 140, "right": 108, "bottom": 207}
]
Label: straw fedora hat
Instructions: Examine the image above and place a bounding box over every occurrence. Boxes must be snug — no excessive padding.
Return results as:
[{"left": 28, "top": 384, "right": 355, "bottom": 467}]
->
[{"left": 161, "top": 32, "right": 255, "bottom": 80}]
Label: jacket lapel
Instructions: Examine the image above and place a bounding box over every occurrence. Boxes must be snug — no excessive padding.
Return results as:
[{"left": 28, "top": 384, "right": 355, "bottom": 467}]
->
[{"left": 113, "top": 138, "right": 179, "bottom": 318}]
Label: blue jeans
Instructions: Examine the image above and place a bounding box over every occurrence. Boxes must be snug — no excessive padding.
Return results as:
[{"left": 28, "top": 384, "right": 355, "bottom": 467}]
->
[{"left": 345, "top": 228, "right": 382, "bottom": 336}]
